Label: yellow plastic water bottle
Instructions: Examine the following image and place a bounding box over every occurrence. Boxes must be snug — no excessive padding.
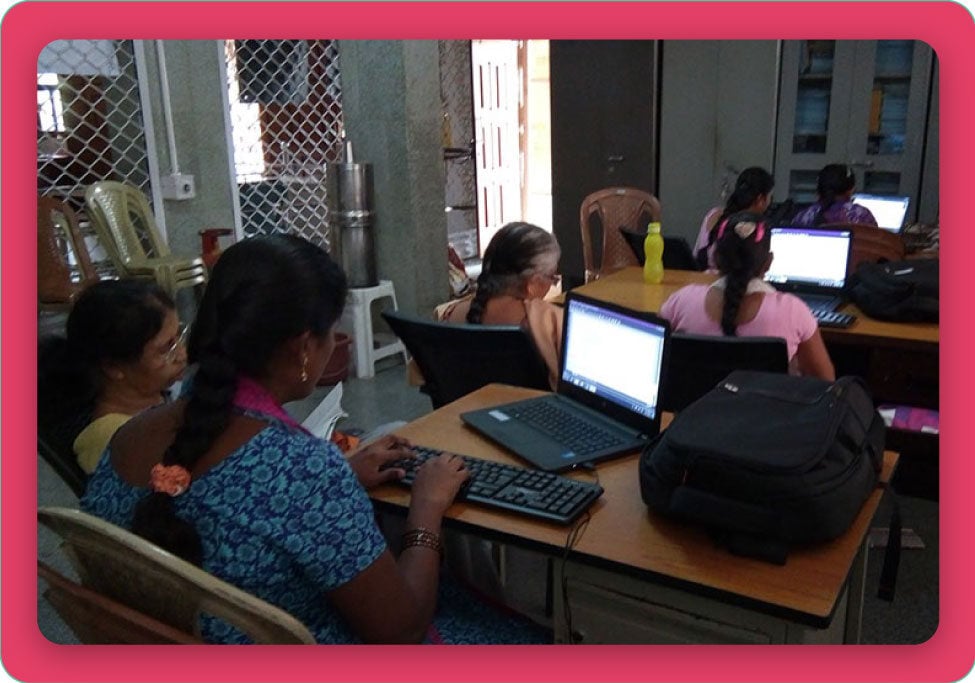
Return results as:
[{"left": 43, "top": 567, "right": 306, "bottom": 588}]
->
[{"left": 643, "top": 221, "right": 665, "bottom": 284}]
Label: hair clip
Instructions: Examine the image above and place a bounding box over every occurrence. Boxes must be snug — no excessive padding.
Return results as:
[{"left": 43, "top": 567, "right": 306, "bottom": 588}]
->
[
  {"left": 150, "top": 463, "right": 191, "bottom": 497},
  {"left": 734, "top": 221, "right": 758, "bottom": 239}
]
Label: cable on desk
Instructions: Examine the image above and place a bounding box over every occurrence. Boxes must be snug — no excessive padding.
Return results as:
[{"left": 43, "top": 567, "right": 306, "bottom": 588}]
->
[{"left": 559, "top": 511, "right": 591, "bottom": 644}]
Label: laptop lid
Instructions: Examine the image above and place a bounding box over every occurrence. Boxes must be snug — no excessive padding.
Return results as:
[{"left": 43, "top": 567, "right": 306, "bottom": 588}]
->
[
  {"left": 766, "top": 226, "right": 852, "bottom": 296},
  {"left": 557, "top": 292, "right": 670, "bottom": 437},
  {"left": 852, "top": 194, "right": 910, "bottom": 233}
]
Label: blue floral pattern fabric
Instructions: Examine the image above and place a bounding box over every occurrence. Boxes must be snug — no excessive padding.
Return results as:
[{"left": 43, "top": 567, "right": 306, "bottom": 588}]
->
[
  {"left": 80, "top": 408, "right": 550, "bottom": 644},
  {"left": 82, "top": 416, "right": 386, "bottom": 643}
]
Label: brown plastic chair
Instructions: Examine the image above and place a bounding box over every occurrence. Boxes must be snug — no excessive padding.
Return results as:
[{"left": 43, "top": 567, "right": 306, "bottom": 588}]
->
[
  {"left": 580, "top": 187, "right": 661, "bottom": 282},
  {"left": 37, "top": 196, "right": 99, "bottom": 311},
  {"left": 84, "top": 181, "right": 207, "bottom": 298},
  {"left": 825, "top": 222, "right": 906, "bottom": 273},
  {"left": 38, "top": 507, "right": 316, "bottom": 644},
  {"left": 38, "top": 561, "right": 202, "bottom": 644}
]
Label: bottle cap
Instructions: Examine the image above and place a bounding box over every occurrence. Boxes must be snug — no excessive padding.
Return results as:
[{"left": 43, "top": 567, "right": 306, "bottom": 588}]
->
[{"left": 648, "top": 221, "right": 661, "bottom": 234}]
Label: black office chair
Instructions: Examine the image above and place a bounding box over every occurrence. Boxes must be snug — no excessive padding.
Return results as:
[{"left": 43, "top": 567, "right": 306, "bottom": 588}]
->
[
  {"left": 38, "top": 432, "right": 89, "bottom": 498},
  {"left": 660, "top": 333, "right": 789, "bottom": 413},
  {"left": 381, "top": 309, "right": 551, "bottom": 409},
  {"left": 619, "top": 228, "right": 701, "bottom": 271}
]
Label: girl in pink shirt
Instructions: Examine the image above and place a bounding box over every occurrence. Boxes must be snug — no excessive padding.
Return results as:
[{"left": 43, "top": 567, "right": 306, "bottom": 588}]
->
[{"left": 662, "top": 212, "right": 835, "bottom": 380}]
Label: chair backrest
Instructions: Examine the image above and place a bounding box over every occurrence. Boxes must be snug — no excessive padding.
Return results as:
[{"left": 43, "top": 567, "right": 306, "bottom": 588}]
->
[
  {"left": 382, "top": 309, "right": 551, "bottom": 408},
  {"left": 37, "top": 195, "right": 98, "bottom": 305},
  {"left": 84, "top": 181, "right": 171, "bottom": 270},
  {"left": 38, "top": 507, "right": 316, "bottom": 644},
  {"left": 660, "top": 333, "right": 789, "bottom": 413},
  {"left": 38, "top": 561, "right": 202, "bottom": 644},
  {"left": 619, "top": 228, "right": 700, "bottom": 271},
  {"left": 38, "top": 434, "right": 89, "bottom": 498},
  {"left": 580, "top": 187, "right": 661, "bottom": 282},
  {"left": 826, "top": 222, "right": 906, "bottom": 273}
]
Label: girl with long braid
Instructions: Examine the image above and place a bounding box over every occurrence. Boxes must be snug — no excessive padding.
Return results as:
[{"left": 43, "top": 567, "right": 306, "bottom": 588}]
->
[
  {"left": 435, "top": 222, "right": 563, "bottom": 389},
  {"left": 81, "top": 234, "right": 547, "bottom": 644},
  {"left": 793, "top": 163, "right": 878, "bottom": 227},
  {"left": 693, "top": 167, "right": 775, "bottom": 271},
  {"left": 662, "top": 211, "right": 835, "bottom": 380}
]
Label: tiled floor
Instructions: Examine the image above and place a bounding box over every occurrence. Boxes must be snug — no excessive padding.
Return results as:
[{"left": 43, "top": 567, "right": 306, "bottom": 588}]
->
[{"left": 37, "top": 359, "right": 938, "bottom": 644}]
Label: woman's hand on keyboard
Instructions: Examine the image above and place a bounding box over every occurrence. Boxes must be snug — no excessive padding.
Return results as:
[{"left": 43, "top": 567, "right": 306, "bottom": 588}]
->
[
  {"left": 347, "top": 434, "right": 416, "bottom": 489},
  {"left": 411, "top": 453, "right": 471, "bottom": 516}
]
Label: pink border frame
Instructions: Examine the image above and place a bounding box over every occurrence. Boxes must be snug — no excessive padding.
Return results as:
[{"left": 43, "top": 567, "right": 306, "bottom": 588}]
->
[{"left": 4, "top": 3, "right": 972, "bottom": 681}]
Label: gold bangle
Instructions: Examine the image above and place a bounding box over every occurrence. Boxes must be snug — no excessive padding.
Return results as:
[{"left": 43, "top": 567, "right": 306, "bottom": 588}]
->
[{"left": 401, "top": 527, "right": 443, "bottom": 556}]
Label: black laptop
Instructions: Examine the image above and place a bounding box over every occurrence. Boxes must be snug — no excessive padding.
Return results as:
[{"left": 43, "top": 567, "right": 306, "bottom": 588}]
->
[
  {"left": 460, "top": 292, "right": 670, "bottom": 472},
  {"left": 765, "top": 226, "right": 853, "bottom": 312},
  {"left": 852, "top": 194, "right": 911, "bottom": 234}
]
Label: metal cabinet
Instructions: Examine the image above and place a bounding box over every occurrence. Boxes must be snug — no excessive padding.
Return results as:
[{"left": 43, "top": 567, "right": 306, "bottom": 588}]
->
[{"left": 775, "top": 40, "right": 934, "bottom": 218}]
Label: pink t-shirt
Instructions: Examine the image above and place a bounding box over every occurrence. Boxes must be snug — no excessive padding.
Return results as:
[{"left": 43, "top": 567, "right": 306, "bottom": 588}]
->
[{"left": 660, "top": 284, "right": 818, "bottom": 365}]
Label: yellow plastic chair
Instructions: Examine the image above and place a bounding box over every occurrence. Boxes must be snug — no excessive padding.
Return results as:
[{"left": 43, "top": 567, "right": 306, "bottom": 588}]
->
[
  {"left": 38, "top": 507, "right": 316, "bottom": 644},
  {"left": 84, "top": 181, "right": 207, "bottom": 297},
  {"left": 580, "top": 187, "right": 662, "bottom": 282}
]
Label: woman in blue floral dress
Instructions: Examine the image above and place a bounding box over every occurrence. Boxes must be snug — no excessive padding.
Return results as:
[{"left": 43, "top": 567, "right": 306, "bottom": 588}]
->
[{"left": 81, "top": 234, "right": 547, "bottom": 644}]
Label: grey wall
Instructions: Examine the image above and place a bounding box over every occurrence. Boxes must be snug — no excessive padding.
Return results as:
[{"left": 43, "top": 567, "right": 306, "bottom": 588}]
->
[
  {"left": 337, "top": 40, "right": 448, "bottom": 315},
  {"left": 143, "top": 41, "right": 236, "bottom": 259},
  {"left": 659, "top": 41, "right": 779, "bottom": 247}
]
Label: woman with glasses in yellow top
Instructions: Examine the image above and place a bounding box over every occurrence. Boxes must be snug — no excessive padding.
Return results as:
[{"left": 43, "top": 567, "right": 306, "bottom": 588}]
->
[{"left": 39, "top": 279, "right": 189, "bottom": 474}]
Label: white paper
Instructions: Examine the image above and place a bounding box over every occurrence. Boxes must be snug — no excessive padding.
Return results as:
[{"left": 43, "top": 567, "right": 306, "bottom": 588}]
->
[{"left": 301, "top": 382, "right": 348, "bottom": 440}]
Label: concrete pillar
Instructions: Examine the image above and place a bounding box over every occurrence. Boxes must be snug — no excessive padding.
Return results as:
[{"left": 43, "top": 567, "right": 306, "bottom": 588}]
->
[{"left": 337, "top": 40, "right": 448, "bottom": 315}]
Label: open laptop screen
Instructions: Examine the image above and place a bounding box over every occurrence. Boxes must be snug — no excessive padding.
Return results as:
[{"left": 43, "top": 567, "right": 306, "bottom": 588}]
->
[
  {"left": 766, "top": 227, "right": 852, "bottom": 289},
  {"left": 561, "top": 296, "right": 667, "bottom": 420},
  {"left": 852, "top": 194, "right": 910, "bottom": 233}
]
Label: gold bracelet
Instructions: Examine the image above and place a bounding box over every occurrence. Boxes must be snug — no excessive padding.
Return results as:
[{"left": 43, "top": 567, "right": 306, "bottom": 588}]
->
[{"left": 401, "top": 527, "right": 443, "bottom": 556}]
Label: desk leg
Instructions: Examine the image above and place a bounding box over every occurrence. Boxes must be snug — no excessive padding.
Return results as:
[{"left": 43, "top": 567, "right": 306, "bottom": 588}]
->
[{"left": 844, "top": 542, "right": 868, "bottom": 644}]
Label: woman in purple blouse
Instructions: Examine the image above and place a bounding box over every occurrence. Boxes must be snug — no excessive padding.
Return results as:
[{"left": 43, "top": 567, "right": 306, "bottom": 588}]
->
[{"left": 793, "top": 163, "right": 878, "bottom": 227}]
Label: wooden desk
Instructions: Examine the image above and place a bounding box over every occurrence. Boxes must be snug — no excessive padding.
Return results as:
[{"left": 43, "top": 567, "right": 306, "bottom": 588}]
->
[
  {"left": 374, "top": 384, "right": 898, "bottom": 644},
  {"left": 572, "top": 267, "right": 939, "bottom": 407}
]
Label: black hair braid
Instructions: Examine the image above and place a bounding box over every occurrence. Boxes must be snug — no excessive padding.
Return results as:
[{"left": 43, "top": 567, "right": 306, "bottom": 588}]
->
[
  {"left": 466, "top": 273, "right": 502, "bottom": 324},
  {"left": 720, "top": 258, "right": 750, "bottom": 337},
  {"left": 130, "top": 349, "right": 237, "bottom": 565},
  {"left": 714, "top": 212, "right": 771, "bottom": 336},
  {"left": 702, "top": 168, "right": 774, "bottom": 265}
]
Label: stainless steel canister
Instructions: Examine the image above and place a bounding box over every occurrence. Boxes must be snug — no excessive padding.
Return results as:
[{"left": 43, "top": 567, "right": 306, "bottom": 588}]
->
[{"left": 326, "top": 161, "right": 377, "bottom": 288}]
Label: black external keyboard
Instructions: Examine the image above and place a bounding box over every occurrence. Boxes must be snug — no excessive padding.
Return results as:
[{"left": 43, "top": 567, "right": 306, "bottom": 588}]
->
[
  {"left": 812, "top": 309, "right": 857, "bottom": 329},
  {"left": 389, "top": 445, "right": 604, "bottom": 525},
  {"left": 504, "top": 401, "right": 624, "bottom": 455}
]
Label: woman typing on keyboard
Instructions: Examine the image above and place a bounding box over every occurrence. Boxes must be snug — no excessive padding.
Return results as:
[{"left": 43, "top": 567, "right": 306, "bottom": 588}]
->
[
  {"left": 660, "top": 212, "right": 835, "bottom": 380},
  {"left": 81, "top": 235, "right": 547, "bottom": 644}
]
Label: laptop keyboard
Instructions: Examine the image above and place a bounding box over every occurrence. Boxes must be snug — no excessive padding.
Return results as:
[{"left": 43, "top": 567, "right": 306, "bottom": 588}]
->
[
  {"left": 813, "top": 309, "right": 856, "bottom": 329},
  {"left": 390, "top": 446, "right": 604, "bottom": 525},
  {"left": 505, "top": 400, "right": 625, "bottom": 455}
]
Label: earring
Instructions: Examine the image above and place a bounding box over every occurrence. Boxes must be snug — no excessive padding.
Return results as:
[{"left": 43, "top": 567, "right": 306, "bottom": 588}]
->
[{"left": 300, "top": 353, "right": 309, "bottom": 383}]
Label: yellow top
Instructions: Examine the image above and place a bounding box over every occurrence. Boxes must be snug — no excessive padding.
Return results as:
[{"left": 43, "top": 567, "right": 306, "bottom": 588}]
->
[{"left": 73, "top": 413, "right": 131, "bottom": 474}]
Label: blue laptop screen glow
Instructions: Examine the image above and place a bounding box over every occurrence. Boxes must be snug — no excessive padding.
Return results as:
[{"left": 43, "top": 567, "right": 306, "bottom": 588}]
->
[{"left": 561, "top": 298, "right": 666, "bottom": 420}]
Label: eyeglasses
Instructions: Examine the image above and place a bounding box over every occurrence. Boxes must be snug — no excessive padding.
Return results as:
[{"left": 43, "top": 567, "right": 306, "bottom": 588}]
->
[
  {"left": 163, "top": 323, "right": 190, "bottom": 364},
  {"left": 540, "top": 272, "right": 562, "bottom": 286}
]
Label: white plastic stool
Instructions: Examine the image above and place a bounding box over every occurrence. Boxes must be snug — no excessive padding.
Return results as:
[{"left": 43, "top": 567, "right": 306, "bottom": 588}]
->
[{"left": 340, "top": 280, "right": 408, "bottom": 379}]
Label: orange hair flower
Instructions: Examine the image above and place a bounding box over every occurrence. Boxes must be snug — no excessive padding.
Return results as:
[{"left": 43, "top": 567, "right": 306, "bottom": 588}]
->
[{"left": 149, "top": 463, "right": 191, "bottom": 497}]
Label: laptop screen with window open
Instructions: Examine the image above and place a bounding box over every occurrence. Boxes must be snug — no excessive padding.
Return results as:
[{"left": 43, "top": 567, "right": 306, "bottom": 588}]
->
[
  {"left": 852, "top": 194, "right": 910, "bottom": 233},
  {"left": 460, "top": 293, "right": 669, "bottom": 472},
  {"left": 765, "top": 227, "right": 852, "bottom": 311}
]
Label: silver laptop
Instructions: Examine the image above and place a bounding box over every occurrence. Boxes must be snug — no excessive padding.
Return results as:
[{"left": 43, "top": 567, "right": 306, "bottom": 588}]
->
[
  {"left": 766, "top": 226, "right": 853, "bottom": 312},
  {"left": 461, "top": 292, "right": 670, "bottom": 472},
  {"left": 852, "top": 194, "right": 911, "bottom": 233}
]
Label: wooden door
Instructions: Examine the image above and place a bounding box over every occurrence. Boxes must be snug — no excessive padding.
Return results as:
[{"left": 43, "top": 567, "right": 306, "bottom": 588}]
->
[{"left": 549, "top": 40, "right": 658, "bottom": 286}]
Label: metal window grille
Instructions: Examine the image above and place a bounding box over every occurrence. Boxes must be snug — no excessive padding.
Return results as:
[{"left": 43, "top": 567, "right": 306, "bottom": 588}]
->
[
  {"left": 36, "top": 40, "right": 152, "bottom": 275},
  {"left": 223, "top": 40, "right": 344, "bottom": 249}
]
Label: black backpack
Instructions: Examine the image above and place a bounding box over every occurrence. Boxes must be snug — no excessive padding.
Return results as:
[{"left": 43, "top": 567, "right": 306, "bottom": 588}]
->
[
  {"left": 639, "top": 371, "right": 885, "bottom": 565},
  {"left": 847, "top": 259, "right": 939, "bottom": 323}
]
